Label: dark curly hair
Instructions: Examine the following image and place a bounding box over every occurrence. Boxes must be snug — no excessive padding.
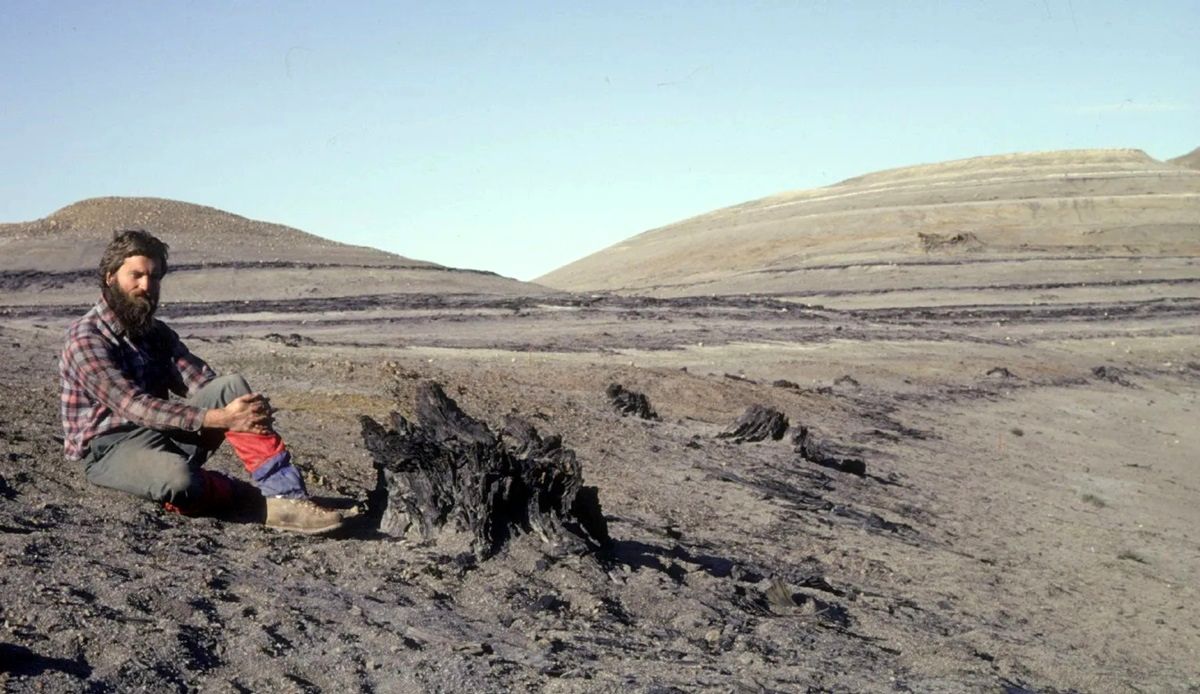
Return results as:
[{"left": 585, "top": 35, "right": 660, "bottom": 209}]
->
[{"left": 98, "top": 229, "right": 170, "bottom": 289}]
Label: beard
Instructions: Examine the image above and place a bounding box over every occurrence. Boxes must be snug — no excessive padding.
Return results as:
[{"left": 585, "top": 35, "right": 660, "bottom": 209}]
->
[{"left": 104, "top": 283, "right": 159, "bottom": 341}]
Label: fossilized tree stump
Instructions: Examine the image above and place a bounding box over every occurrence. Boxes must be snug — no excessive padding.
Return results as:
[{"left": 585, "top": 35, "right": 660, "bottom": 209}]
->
[
  {"left": 718, "top": 405, "right": 789, "bottom": 443},
  {"left": 793, "top": 426, "right": 866, "bottom": 477},
  {"left": 359, "top": 382, "right": 610, "bottom": 559},
  {"left": 605, "top": 383, "right": 659, "bottom": 420}
]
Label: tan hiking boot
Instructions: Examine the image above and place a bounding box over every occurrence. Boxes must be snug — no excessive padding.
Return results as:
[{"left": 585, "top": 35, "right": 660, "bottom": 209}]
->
[{"left": 264, "top": 497, "right": 346, "bottom": 535}]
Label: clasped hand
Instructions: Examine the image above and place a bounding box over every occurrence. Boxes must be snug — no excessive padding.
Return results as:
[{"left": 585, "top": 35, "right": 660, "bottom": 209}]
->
[{"left": 222, "top": 393, "right": 275, "bottom": 434}]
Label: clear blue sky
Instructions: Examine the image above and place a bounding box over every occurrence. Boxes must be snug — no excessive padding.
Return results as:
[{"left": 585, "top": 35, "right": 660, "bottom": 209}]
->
[{"left": 2, "top": 1, "right": 1196, "bottom": 280}]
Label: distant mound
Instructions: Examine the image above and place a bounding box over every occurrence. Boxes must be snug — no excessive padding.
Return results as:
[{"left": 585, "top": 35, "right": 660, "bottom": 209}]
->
[
  {"left": 537, "top": 149, "right": 1200, "bottom": 306},
  {"left": 1169, "top": 146, "right": 1200, "bottom": 171},
  {"left": 0, "top": 197, "right": 546, "bottom": 304},
  {"left": 0, "top": 197, "right": 435, "bottom": 272}
]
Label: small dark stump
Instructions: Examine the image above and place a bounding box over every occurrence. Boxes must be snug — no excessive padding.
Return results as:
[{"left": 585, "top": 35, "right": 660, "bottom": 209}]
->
[
  {"left": 606, "top": 383, "right": 659, "bottom": 420},
  {"left": 360, "top": 382, "right": 610, "bottom": 559},
  {"left": 794, "top": 426, "right": 866, "bottom": 477},
  {"left": 1092, "top": 366, "right": 1135, "bottom": 387},
  {"left": 719, "top": 405, "right": 789, "bottom": 443},
  {"left": 264, "top": 332, "right": 316, "bottom": 347},
  {"left": 833, "top": 375, "right": 860, "bottom": 390}
]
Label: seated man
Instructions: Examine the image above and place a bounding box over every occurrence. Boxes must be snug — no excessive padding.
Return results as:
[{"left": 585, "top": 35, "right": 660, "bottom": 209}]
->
[{"left": 59, "top": 229, "right": 346, "bottom": 534}]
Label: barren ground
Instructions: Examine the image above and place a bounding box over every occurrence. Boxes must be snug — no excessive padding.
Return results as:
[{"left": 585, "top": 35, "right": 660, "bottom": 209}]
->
[{"left": 2, "top": 285, "right": 1198, "bottom": 693}]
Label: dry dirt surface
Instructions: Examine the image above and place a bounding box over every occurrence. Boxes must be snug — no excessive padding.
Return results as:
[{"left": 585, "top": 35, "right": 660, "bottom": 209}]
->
[{"left": 2, "top": 287, "right": 1198, "bottom": 693}]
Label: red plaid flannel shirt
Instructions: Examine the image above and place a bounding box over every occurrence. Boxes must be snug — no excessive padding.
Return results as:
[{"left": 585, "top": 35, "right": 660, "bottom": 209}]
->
[{"left": 59, "top": 296, "right": 216, "bottom": 460}]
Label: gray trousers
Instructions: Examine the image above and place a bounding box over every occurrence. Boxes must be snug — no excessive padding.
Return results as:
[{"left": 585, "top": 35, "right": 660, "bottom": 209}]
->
[{"left": 84, "top": 374, "right": 252, "bottom": 506}]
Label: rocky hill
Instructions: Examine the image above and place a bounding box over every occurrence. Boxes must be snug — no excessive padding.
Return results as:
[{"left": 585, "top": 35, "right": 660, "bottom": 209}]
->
[
  {"left": 537, "top": 148, "right": 1200, "bottom": 308},
  {"left": 1170, "top": 146, "right": 1200, "bottom": 171},
  {"left": 0, "top": 197, "right": 547, "bottom": 304}
]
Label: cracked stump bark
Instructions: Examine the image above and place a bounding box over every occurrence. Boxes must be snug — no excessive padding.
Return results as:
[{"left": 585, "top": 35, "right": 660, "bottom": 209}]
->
[
  {"left": 359, "top": 381, "right": 610, "bottom": 559},
  {"left": 719, "top": 405, "right": 789, "bottom": 443}
]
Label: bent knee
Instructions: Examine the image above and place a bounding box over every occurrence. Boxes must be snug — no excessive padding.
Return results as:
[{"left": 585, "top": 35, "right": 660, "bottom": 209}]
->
[
  {"left": 213, "top": 373, "right": 252, "bottom": 397},
  {"left": 155, "top": 462, "right": 204, "bottom": 505},
  {"left": 205, "top": 373, "right": 253, "bottom": 407}
]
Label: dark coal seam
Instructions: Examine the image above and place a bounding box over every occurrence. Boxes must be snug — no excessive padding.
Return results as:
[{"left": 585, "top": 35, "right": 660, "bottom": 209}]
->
[
  {"left": 849, "top": 298, "right": 1200, "bottom": 322},
  {"left": 185, "top": 325, "right": 1019, "bottom": 352},
  {"left": 150, "top": 293, "right": 814, "bottom": 316},
  {"left": 745, "top": 253, "right": 1200, "bottom": 274},
  {"left": 4, "top": 292, "right": 1197, "bottom": 323},
  {"left": 598, "top": 273, "right": 1200, "bottom": 296},
  {"left": 807, "top": 276, "right": 1200, "bottom": 297}
]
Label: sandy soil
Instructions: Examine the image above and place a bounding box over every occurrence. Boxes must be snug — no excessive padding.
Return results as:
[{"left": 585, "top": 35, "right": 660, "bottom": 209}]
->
[{"left": 2, "top": 284, "right": 1198, "bottom": 692}]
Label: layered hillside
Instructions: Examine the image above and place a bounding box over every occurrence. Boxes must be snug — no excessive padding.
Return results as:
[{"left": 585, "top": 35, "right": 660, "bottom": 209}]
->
[
  {"left": 1170, "top": 146, "right": 1200, "bottom": 170},
  {"left": 538, "top": 149, "right": 1200, "bottom": 307},
  {"left": 0, "top": 197, "right": 546, "bottom": 304}
]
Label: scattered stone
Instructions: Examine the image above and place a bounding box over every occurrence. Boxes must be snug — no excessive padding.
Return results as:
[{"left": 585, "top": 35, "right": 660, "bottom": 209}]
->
[
  {"left": 761, "top": 579, "right": 850, "bottom": 626},
  {"left": 717, "top": 562, "right": 757, "bottom": 583},
  {"left": 1092, "top": 366, "right": 1135, "bottom": 387},
  {"left": 360, "top": 381, "right": 611, "bottom": 559},
  {"left": 263, "top": 332, "right": 316, "bottom": 347},
  {"left": 718, "top": 405, "right": 789, "bottom": 443},
  {"left": 1000, "top": 678, "right": 1047, "bottom": 694},
  {"left": 765, "top": 578, "right": 797, "bottom": 612},
  {"left": 793, "top": 572, "right": 844, "bottom": 597},
  {"left": 836, "top": 458, "right": 867, "bottom": 477},
  {"left": 986, "top": 366, "right": 1016, "bottom": 379},
  {"left": 832, "top": 505, "right": 913, "bottom": 535},
  {"left": 723, "top": 373, "right": 755, "bottom": 384},
  {"left": 793, "top": 427, "right": 866, "bottom": 477},
  {"left": 833, "top": 375, "right": 860, "bottom": 390},
  {"left": 918, "top": 230, "right": 984, "bottom": 252},
  {"left": 605, "top": 383, "right": 659, "bottom": 420},
  {"left": 803, "top": 597, "right": 851, "bottom": 628},
  {"left": 533, "top": 595, "right": 567, "bottom": 613}
]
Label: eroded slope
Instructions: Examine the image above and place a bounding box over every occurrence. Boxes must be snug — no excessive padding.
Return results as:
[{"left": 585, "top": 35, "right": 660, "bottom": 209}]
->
[{"left": 538, "top": 149, "right": 1200, "bottom": 307}]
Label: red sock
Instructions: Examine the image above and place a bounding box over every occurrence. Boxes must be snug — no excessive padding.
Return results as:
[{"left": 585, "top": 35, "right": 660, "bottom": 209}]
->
[{"left": 163, "top": 470, "right": 236, "bottom": 516}]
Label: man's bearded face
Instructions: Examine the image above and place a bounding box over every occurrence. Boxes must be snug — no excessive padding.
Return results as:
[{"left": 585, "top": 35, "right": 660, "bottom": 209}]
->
[{"left": 104, "top": 255, "right": 161, "bottom": 340}]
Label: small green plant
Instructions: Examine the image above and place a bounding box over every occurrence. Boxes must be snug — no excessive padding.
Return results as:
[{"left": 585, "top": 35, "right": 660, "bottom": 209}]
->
[{"left": 1081, "top": 493, "right": 1107, "bottom": 508}]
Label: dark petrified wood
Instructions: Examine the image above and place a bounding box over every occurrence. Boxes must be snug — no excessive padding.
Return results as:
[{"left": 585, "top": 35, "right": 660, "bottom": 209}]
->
[
  {"left": 360, "top": 381, "right": 610, "bottom": 559},
  {"left": 793, "top": 426, "right": 866, "bottom": 477},
  {"left": 605, "top": 383, "right": 659, "bottom": 420},
  {"left": 718, "top": 405, "right": 789, "bottom": 443}
]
